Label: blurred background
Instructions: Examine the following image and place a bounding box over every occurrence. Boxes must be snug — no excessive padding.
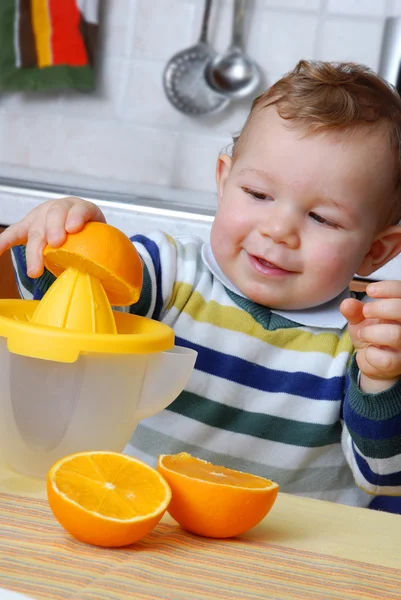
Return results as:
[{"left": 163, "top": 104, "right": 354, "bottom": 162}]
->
[
  {"left": 1, "top": 0, "right": 401, "bottom": 285},
  {"left": 2, "top": 0, "right": 401, "bottom": 212}
]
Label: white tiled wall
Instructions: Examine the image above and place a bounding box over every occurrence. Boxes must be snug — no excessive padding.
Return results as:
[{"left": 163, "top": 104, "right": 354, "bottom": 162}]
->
[{"left": 0, "top": 0, "right": 399, "bottom": 211}]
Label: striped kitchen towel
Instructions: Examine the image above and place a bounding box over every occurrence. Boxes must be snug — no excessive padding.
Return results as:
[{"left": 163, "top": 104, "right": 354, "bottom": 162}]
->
[
  {"left": 0, "top": 0, "right": 99, "bottom": 91},
  {"left": 0, "top": 492, "right": 400, "bottom": 600}
]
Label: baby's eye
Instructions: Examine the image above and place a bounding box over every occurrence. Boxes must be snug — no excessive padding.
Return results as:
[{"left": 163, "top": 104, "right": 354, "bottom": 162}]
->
[
  {"left": 309, "top": 212, "right": 338, "bottom": 228},
  {"left": 242, "top": 188, "right": 273, "bottom": 201}
]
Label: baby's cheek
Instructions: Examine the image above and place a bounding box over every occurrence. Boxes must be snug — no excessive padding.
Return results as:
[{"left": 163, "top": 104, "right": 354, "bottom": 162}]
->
[
  {"left": 310, "top": 244, "right": 350, "bottom": 280},
  {"left": 218, "top": 212, "right": 249, "bottom": 249}
]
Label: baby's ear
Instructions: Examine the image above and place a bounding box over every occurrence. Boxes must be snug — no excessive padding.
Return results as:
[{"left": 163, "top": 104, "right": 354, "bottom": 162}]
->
[
  {"left": 357, "top": 225, "right": 401, "bottom": 276},
  {"left": 215, "top": 154, "right": 232, "bottom": 204}
]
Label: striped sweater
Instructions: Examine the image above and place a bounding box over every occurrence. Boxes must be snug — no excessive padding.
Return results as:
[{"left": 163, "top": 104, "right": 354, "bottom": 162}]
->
[{"left": 12, "top": 232, "right": 401, "bottom": 507}]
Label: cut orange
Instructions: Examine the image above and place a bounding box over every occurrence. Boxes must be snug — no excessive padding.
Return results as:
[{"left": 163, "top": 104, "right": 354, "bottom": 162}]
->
[
  {"left": 157, "top": 452, "right": 279, "bottom": 538},
  {"left": 43, "top": 222, "right": 143, "bottom": 306},
  {"left": 47, "top": 451, "right": 171, "bottom": 547}
]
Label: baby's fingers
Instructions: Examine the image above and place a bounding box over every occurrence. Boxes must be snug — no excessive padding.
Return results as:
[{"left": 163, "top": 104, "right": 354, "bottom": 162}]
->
[
  {"left": 65, "top": 199, "right": 106, "bottom": 233},
  {"left": 367, "top": 280, "right": 401, "bottom": 299},
  {"left": 362, "top": 297, "right": 401, "bottom": 321},
  {"left": 358, "top": 323, "right": 401, "bottom": 349},
  {"left": 25, "top": 229, "right": 47, "bottom": 277},
  {"left": 44, "top": 198, "right": 105, "bottom": 245},
  {"left": 340, "top": 297, "right": 364, "bottom": 325},
  {"left": 359, "top": 344, "right": 401, "bottom": 380},
  {"left": 44, "top": 201, "right": 73, "bottom": 247},
  {"left": 0, "top": 221, "right": 30, "bottom": 254}
]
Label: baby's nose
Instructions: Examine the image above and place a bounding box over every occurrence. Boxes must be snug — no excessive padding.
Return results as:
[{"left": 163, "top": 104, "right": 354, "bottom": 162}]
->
[{"left": 260, "top": 207, "right": 300, "bottom": 247}]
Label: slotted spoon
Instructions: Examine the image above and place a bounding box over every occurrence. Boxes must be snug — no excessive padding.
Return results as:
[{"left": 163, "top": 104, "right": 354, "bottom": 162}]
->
[{"left": 163, "top": 0, "right": 230, "bottom": 116}]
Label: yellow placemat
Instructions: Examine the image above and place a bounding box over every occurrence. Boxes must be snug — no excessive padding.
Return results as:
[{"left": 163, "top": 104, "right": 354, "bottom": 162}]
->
[{"left": 0, "top": 492, "right": 400, "bottom": 600}]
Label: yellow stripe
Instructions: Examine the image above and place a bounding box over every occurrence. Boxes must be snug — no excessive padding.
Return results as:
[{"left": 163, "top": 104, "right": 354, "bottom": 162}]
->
[
  {"left": 169, "top": 282, "right": 353, "bottom": 357},
  {"left": 31, "top": 0, "right": 52, "bottom": 67},
  {"left": 165, "top": 233, "right": 177, "bottom": 247}
]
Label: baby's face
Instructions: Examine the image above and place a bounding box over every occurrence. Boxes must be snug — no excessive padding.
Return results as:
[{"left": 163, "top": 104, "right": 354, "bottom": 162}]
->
[{"left": 211, "top": 107, "right": 397, "bottom": 310}]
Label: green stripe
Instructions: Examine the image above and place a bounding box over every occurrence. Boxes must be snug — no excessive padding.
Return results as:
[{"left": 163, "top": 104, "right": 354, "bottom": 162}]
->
[
  {"left": 348, "top": 357, "right": 401, "bottom": 420},
  {"left": 346, "top": 357, "right": 401, "bottom": 458},
  {"left": 167, "top": 391, "right": 342, "bottom": 447},
  {"left": 131, "top": 424, "right": 354, "bottom": 493},
  {"left": 129, "top": 261, "right": 153, "bottom": 317},
  {"left": 225, "top": 287, "right": 300, "bottom": 330},
  {"left": 35, "top": 269, "right": 56, "bottom": 295},
  {"left": 348, "top": 428, "right": 401, "bottom": 459}
]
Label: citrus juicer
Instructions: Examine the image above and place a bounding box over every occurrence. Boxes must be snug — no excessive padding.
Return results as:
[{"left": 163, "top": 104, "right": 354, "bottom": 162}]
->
[{"left": 0, "top": 222, "right": 197, "bottom": 479}]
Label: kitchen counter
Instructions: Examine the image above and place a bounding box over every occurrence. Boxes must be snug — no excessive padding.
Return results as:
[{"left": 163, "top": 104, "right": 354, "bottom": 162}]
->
[
  {"left": 0, "top": 182, "right": 213, "bottom": 242},
  {"left": 0, "top": 451, "right": 400, "bottom": 600},
  {"left": 1, "top": 454, "right": 399, "bottom": 570}
]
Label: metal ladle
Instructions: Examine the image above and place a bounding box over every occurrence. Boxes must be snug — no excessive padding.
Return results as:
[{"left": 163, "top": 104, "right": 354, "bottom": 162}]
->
[
  {"left": 163, "top": 0, "right": 230, "bottom": 116},
  {"left": 205, "top": 0, "right": 260, "bottom": 99}
]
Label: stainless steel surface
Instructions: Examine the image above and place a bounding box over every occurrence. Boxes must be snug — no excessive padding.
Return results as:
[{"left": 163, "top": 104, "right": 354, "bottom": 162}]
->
[
  {"left": 205, "top": 0, "right": 260, "bottom": 99},
  {"left": 163, "top": 0, "right": 230, "bottom": 116},
  {"left": 0, "top": 178, "right": 215, "bottom": 222},
  {"left": 378, "top": 17, "right": 401, "bottom": 92}
]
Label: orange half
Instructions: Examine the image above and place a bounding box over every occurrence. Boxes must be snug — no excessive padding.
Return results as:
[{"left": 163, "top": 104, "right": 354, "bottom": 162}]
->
[
  {"left": 158, "top": 452, "right": 279, "bottom": 538},
  {"left": 43, "top": 222, "right": 143, "bottom": 306},
  {"left": 48, "top": 451, "right": 171, "bottom": 547}
]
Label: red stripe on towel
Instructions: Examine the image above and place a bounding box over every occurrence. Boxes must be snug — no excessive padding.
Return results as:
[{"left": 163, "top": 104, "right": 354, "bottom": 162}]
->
[{"left": 48, "top": 0, "right": 88, "bottom": 66}]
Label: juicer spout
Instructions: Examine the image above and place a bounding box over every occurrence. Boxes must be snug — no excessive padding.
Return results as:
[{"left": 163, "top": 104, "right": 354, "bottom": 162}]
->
[{"left": 136, "top": 346, "right": 197, "bottom": 420}]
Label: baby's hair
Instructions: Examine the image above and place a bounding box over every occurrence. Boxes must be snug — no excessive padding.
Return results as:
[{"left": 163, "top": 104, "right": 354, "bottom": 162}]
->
[{"left": 232, "top": 60, "right": 401, "bottom": 223}]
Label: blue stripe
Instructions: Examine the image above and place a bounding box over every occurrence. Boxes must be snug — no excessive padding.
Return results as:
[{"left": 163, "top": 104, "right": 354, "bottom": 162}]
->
[
  {"left": 175, "top": 337, "right": 345, "bottom": 401},
  {"left": 131, "top": 234, "right": 164, "bottom": 320},
  {"left": 11, "top": 246, "right": 39, "bottom": 298},
  {"left": 339, "top": 374, "right": 349, "bottom": 420},
  {"left": 353, "top": 442, "right": 401, "bottom": 487},
  {"left": 344, "top": 396, "right": 401, "bottom": 440}
]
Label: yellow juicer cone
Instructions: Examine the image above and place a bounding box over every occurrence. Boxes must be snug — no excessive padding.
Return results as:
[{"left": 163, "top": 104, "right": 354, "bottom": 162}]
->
[
  {"left": 0, "top": 223, "right": 174, "bottom": 362},
  {"left": 30, "top": 267, "right": 117, "bottom": 334}
]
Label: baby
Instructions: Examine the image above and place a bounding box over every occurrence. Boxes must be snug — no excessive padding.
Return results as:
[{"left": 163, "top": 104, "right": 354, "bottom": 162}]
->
[{"left": 3, "top": 60, "right": 401, "bottom": 507}]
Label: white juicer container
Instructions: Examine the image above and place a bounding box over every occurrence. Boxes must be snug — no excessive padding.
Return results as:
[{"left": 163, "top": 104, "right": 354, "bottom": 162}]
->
[
  {"left": 0, "top": 223, "right": 197, "bottom": 478},
  {"left": 0, "top": 340, "right": 196, "bottom": 478}
]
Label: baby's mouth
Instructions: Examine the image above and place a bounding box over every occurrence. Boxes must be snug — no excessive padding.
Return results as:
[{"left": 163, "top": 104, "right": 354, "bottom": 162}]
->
[
  {"left": 257, "top": 257, "right": 280, "bottom": 269},
  {"left": 250, "top": 255, "right": 294, "bottom": 274}
]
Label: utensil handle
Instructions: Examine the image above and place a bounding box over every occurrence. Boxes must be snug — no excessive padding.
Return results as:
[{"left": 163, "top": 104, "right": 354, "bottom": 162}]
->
[
  {"left": 232, "top": 0, "right": 246, "bottom": 48},
  {"left": 199, "top": 0, "right": 213, "bottom": 43},
  {"left": 378, "top": 17, "right": 401, "bottom": 91}
]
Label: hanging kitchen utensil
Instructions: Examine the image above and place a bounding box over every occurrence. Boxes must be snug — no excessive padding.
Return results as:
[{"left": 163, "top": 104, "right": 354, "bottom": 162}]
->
[
  {"left": 163, "top": 0, "right": 230, "bottom": 116},
  {"left": 205, "top": 0, "right": 260, "bottom": 99}
]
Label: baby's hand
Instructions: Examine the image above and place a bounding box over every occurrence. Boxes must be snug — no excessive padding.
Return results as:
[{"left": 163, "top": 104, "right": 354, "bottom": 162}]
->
[
  {"left": 0, "top": 197, "right": 105, "bottom": 277},
  {"left": 341, "top": 281, "right": 401, "bottom": 393}
]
